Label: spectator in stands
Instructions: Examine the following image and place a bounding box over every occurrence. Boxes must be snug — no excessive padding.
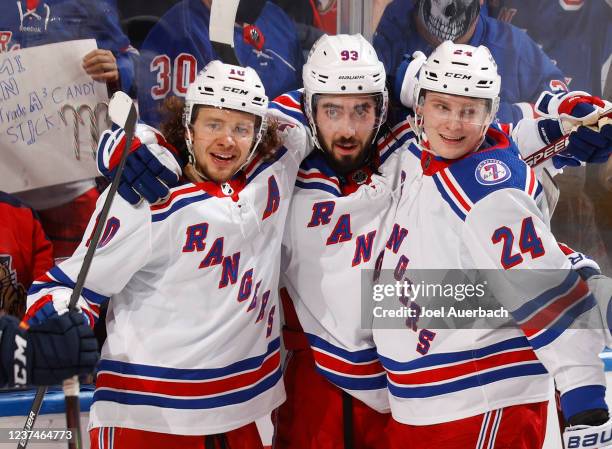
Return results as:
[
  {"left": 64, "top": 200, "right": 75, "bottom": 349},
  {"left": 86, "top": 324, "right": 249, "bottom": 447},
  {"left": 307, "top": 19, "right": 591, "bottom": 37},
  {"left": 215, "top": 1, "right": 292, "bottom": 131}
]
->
[
  {"left": 273, "top": 0, "right": 324, "bottom": 53},
  {"left": 487, "top": 0, "right": 612, "bottom": 98},
  {"left": 0, "top": 192, "right": 53, "bottom": 318},
  {"left": 136, "top": 0, "right": 303, "bottom": 128},
  {"left": 116, "top": 0, "right": 181, "bottom": 50},
  {"left": 484, "top": 1, "right": 612, "bottom": 274},
  {"left": 1, "top": 0, "right": 137, "bottom": 260},
  {"left": 373, "top": 0, "right": 568, "bottom": 123}
]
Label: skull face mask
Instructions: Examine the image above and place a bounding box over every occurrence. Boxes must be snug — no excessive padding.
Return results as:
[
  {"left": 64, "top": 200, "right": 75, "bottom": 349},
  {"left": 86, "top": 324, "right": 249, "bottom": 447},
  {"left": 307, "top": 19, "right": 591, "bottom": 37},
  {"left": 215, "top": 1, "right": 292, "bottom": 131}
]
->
[{"left": 418, "top": 0, "right": 481, "bottom": 42}]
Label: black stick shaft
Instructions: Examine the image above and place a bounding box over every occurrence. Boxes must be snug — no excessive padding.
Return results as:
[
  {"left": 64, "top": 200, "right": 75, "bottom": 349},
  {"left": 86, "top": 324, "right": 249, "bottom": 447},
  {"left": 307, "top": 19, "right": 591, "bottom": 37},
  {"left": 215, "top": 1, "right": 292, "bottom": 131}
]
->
[{"left": 18, "top": 104, "right": 137, "bottom": 449}]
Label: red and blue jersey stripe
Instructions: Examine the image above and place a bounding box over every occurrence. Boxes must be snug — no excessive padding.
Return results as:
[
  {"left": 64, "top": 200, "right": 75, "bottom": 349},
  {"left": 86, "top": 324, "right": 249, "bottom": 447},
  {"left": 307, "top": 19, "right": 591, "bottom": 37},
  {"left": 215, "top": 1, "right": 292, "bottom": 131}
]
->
[
  {"left": 430, "top": 130, "right": 540, "bottom": 221},
  {"left": 26, "top": 266, "right": 108, "bottom": 326},
  {"left": 270, "top": 90, "right": 308, "bottom": 126},
  {"left": 512, "top": 270, "right": 597, "bottom": 350},
  {"left": 306, "top": 333, "right": 387, "bottom": 391},
  {"left": 94, "top": 338, "right": 282, "bottom": 410},
  {"left": 150, "top": 184, "right": 213, "bottom": 223},
  {"left": 380, "top": 336, "right": 547, "bottom": 399},
  {"left": 377, "top": 118, "right": 416, "bottom": 164},
  {"left": 296, "top": 167, "right": 342, "bottom": 197}
]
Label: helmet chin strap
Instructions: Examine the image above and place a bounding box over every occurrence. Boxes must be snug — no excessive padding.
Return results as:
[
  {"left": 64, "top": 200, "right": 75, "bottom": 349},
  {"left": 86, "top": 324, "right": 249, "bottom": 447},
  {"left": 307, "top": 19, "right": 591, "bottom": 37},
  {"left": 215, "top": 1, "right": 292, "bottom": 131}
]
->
[{"left": 185, "top": 126, "right": 210, "bottom": 181}]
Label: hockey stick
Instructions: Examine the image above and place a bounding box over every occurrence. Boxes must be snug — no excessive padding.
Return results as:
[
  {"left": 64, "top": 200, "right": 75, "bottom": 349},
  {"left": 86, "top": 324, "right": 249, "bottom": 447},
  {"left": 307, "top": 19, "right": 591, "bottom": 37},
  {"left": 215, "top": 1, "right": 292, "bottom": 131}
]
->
[
  {"left": 209, "top": 0, "right": 241, "bottom": 65},
  {"left": 524, "top": 107, "right": 612, "bottom": 168},
  {"left": 17, "top": 92, "right": 137, "bottom": 449}
]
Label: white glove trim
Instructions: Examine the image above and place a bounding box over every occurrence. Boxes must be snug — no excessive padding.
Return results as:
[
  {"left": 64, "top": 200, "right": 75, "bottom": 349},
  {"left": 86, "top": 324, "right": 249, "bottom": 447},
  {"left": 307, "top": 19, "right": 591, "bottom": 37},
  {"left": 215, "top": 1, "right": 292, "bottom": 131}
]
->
[{"left": 563, "top": 416, "right": 612, "bottom": 448}]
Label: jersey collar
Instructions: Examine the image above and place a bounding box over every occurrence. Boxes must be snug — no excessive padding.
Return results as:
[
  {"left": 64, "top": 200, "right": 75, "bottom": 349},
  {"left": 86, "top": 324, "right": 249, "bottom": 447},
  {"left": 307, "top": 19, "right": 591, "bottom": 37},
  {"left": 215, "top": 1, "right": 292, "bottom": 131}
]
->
[
  {"left": 187, "top": 172, "right": 247, "bottom": 202},
  {"left": 421, "top": 127, "right": 511, "bottom": 176}
]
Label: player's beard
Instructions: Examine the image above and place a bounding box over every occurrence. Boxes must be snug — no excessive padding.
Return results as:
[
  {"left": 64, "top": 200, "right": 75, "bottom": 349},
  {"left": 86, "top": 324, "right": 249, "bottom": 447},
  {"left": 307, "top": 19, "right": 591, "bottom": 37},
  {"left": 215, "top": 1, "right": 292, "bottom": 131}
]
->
[
  {"left": 418, "top": 0, "right": 480, "bottom": 42},
  {"left": 321, "top": 136, "right": 373, "bottom": 176}
]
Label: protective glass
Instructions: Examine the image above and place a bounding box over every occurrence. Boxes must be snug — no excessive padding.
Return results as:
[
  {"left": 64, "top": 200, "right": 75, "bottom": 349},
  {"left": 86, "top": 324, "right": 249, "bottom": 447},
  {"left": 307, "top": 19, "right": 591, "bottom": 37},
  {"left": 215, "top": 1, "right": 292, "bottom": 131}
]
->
[
  {"left": 420, "top": 94, "right": 491, "bottom": 127},
  {"left": 313, "top": 93, "right": 385, "bottom": 134}
]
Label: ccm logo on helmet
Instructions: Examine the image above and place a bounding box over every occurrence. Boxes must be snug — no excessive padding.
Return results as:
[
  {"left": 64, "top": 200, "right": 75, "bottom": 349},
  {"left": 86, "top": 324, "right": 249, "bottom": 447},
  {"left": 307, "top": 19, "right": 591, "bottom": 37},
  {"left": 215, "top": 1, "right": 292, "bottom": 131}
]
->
[
  {"left": 444, "top": 72, "right": 472, "bottom": 80},
  {"left": 222, "top": 86, "right": 249, "bottom": 95}
]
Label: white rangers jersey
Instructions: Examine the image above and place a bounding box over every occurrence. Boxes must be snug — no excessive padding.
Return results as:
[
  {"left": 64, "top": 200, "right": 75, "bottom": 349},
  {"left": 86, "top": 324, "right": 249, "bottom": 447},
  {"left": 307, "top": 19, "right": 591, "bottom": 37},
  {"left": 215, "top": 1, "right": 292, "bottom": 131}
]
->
[
  {"left": 25, "top": 124, "right": 310, "bottom": 435},
  {"left": 374, "top": 126, "right": 607, "bottom": 425},
  {"left": 270, "top": 90, "right": 419, "bottom": 412}
]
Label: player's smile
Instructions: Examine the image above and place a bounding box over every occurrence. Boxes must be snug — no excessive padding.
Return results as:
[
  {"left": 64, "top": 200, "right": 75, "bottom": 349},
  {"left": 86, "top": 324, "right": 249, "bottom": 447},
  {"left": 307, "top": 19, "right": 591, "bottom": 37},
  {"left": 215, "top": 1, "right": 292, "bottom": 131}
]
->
[
  {"left": 438, "top": 133, "right": 466, "bottom": 144},
  {"left": 209, "top": 151, "right": 238, "bottom": 165},
  {"left": 420, "top": 92, "right": 490, "bottom": 159},
  {"left": 190, "top": 107, "right": 257, "bottom": 183}
]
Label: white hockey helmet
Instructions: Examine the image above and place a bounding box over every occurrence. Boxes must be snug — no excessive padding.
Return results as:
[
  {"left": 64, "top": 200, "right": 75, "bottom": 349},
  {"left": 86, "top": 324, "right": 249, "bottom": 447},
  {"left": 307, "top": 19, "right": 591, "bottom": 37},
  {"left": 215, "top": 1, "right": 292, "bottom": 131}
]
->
[
  {"left": 183, "top": 60, "right": 269, "bottom": 171},
  {"left": 415, "top": 41, "right": 501, "bottom": 118},
  {"left": 303, "top": 34, "right": 388, "bottom": 150}
]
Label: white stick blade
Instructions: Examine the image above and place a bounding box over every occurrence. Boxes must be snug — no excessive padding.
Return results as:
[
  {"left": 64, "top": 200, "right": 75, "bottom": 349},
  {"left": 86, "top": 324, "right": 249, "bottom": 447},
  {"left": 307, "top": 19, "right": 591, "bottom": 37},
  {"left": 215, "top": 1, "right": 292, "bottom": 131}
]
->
[
  {"left": 209, "top": 0, "right": 240, "bottom": 47},
  {"left": 108, "top": 91, "right": 134, "bottom": 128}
]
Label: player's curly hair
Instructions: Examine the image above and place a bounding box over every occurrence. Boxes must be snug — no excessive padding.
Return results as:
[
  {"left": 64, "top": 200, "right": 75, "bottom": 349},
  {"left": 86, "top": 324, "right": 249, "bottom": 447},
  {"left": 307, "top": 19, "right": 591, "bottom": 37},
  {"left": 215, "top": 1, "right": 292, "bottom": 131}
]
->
[{"left": 159, "top": 96, "right": 282, "bottom": 165}]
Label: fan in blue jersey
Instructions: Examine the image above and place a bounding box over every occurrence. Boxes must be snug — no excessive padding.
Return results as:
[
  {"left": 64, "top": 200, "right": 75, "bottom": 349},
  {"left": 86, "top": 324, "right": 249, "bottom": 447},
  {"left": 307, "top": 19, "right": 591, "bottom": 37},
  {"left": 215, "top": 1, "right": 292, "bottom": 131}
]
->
[
  {"left": 375, "top": 0, "right": 568, "bottom": 124},
  {"left": 487, "top": 0, "right": 612, "bottom": 98},
  {"left": 0, "top": 0, "right": 135, "bottom": 91},
  {"left": 136, "top": 0, "right": 304, "bottom": 128},
  {"left": 0, "top": 0, "right": 138, "bottom": 260},
  {"left": 485, "top": 0, "right": 612, "bottom": 275}
]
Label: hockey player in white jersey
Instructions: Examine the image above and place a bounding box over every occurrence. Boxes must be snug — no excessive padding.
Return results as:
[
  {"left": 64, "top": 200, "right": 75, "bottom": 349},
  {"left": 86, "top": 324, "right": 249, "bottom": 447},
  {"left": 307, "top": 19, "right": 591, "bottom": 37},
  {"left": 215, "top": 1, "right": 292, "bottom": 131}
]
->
[
  {"left": 375, "top": 41, "right": 612, "bottom": 449},
  {"left": 95, "top": 38, "right": 612, "bottom": 449},
  {"left": 269, "top": 35, "right": 612, "bottom": 449},
  {"left": 25, "top": 61, "right": 311, "bottom": 449},
  {"left": 269, "top": 34, "right": 412, "bottom": 449}
]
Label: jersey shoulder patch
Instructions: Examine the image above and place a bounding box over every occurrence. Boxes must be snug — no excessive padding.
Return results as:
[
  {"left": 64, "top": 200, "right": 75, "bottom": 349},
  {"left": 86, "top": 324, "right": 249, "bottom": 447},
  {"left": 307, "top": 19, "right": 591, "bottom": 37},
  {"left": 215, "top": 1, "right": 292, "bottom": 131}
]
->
[{"left": 432, "top": 128, "right": 540, "bottom": 220}]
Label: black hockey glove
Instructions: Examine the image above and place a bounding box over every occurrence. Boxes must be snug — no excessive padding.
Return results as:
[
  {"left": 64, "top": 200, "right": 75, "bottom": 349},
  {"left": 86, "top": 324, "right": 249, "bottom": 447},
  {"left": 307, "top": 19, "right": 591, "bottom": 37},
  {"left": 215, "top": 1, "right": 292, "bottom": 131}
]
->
[{"left": 0, "top": 313, "right": 99, "bottom": 387}]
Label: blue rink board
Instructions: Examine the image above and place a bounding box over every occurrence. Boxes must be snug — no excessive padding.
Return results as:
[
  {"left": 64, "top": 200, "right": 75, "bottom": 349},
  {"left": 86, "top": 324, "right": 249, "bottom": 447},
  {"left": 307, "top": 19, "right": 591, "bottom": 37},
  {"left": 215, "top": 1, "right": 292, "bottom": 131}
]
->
[{"left": 0, "top": 385, "right": 94, "bottom": 417}]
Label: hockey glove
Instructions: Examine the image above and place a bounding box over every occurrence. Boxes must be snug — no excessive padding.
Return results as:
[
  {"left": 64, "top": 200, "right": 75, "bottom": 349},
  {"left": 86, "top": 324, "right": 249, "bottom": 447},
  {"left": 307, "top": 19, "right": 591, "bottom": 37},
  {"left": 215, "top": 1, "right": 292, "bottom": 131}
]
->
[
  {"left": 24, "top": 287, "right": 100, "bottom": 333},
  {"left": 558, "top": 243, "right": 602, "bottom": 274},
  {"left": 534, "top": 91, "right": 612, "bottom": 168},
  {"left": 395, "top": 51, "right": 427, "bottom": 109},
  {"left": 0, "top": 313, "right": 99, "bottom": 387},
  {"left": 97, "top": 123, "right": 183, "bottom": 205},
  {"left": 563, "top": 411, "right": 612, "bottom": 448},
  {"left": 536, "top": 119, "right": 612, "bottom": 169},
  {"left": 535, "top": 91, "right": 606, "bottom": 126}
]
